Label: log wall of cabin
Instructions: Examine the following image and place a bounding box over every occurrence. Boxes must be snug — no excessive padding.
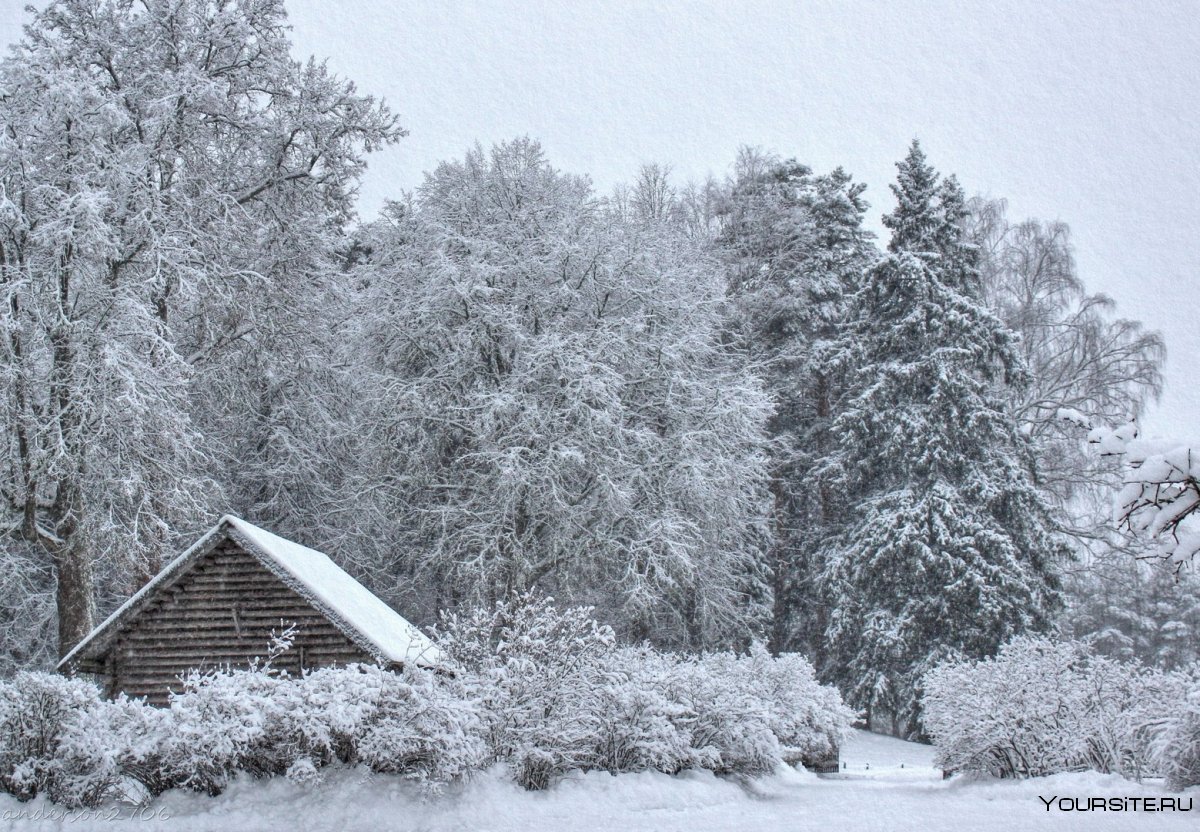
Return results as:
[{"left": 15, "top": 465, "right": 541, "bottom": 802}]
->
[{"left": 109, "top": 538, "right": 373, "bottom": 705}]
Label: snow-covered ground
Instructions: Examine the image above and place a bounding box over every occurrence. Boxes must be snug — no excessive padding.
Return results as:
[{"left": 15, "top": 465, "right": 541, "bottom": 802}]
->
[{"left": 1, "top": 730, "right": 1194, "bottom": 832}]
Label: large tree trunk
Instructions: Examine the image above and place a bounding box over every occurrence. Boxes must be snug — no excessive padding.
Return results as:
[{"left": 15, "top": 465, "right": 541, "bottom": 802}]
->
[
  {"left": 683, "top": 585, "right": 703, "bottom": 650},
  {"left": 768, "top": 535, "right": 790, "bottom": 655},
  {"left": 53, "top": 539, "right": 96, "bottom": 659}
]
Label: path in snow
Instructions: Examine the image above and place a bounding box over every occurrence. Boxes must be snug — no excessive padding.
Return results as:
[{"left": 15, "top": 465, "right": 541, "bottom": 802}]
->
[{"left": 1, "top": 731, "right": 1194, "bottom": 832}]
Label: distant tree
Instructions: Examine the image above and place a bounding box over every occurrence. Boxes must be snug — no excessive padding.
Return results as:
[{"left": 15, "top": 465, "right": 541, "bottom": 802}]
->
[
  {"left": 0, "top": 0, "right": 400, "bottom": 658},
  {"left": 816, "top": 142, "right": 1066, "bottom": 736},
  {"left": 1062, "top": 553, "right": 1200, "bottom": 670},
  {"left": 347, "top": 140, "right": 774, "bottom": 648},
  {"left": 629, "top": 163, "right": 680, "bottom": 224}
]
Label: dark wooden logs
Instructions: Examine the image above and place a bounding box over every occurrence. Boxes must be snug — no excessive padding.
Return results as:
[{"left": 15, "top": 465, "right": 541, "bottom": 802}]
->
[{"left": 104, "top": 538, "right": 374, "bottom": 703}]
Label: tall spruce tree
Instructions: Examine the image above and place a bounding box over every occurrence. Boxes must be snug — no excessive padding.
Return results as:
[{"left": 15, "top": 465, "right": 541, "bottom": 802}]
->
[{"left": 817, "top": 142, "right": 1065, "bottom": 736}]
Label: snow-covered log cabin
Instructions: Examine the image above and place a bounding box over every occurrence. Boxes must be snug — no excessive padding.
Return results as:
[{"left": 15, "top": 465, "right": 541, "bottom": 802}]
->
[{"left": 57, "top": 515, "right": 441, "bottom": 705}]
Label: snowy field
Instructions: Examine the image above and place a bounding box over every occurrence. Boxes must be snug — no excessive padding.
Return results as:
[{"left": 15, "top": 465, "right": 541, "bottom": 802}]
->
[{"left": 1, "top": 730, "right": 1194, "bottom": 832}]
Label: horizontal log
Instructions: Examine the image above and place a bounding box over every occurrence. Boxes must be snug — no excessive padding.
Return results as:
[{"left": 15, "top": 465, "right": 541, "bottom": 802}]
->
[
  {"left": 117, "top": 646, "right": 364, "bottom": 661},
  {"left": 189, "top": 564, "right": 291, "bottom": 578},
  {"left": 134, "top": 618, "right": 326, "bottom": 633},
  {"left": 118, "top": 651, "right": 323, "bottom": 666},
  {"left": 169, "top": 578, "right": 293, "bottom": 592},
  {"left": 117, "top": 655, "right": 369, "bottom": 670},
  {"left": 132, "top": 612, "right": 330, "bottom": 628},
  {"left": 181, "top": 564, "right": 283, "bottom": 578},
  {"left": 146, "top": 598, "right": 319, "bottom": 612},
  {"left": 195, "top": 563, "right": 269, "bottom": 575},
  {"left": 123, "top": 624, "right": 352, "bottom": 633},
  {"left": 122, "top": 619, "right": 313, "bottom": 633},
  {"left": 117, "top": 648, "right": 372, "bottom": 668},
  {"left": 145, "top": 608, "right": 300, "bottom": 624},
  {"left": 143, "top": 599, "right": 318, "bottom": 611},
  {"left": 149, "top": 595, "right": 300, "bottom": 613},
  {"left": 121, "top": 646, "right": 320, "bottom": 658},
  {"left": 118, "top": 641, "right": 363, "bottom": 661},
  {"left": 117, "top": 638, "right": 359, "bottom": 655},
  {"left": 120, "top": 618, "right": 346, "bottom": 635},
  {"left": 197, "top": 552, "right": 262, "bottom": 565},
  {"left": 133, "top": 605, "right": 330, "bottom": 621},
  {"left": 193, "top": 553, "right": 267, "bottom": 567},
  {"left": 176, "top": 573, "right": 280, "bottom": 587}
]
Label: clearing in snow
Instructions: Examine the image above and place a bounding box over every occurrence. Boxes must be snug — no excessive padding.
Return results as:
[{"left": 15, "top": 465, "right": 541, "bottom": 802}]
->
[{"left": 2, "top": 730, "right": 1194, "bottom": 832}]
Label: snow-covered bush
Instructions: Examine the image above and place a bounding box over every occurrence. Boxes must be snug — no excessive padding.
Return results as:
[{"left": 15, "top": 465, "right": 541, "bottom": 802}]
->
[
  {"left": 437, "top": 594, "right": 617, "bottom": 789},
  {"left": 586, "top": 647, "right": 699, "bottom": 775},
  {"left": 146, "top": 662, "right": 483, "bottom": 795},
  {"left": 674, "top": 652, "right": 780, "bottom": 775},
  {"left": 354, "top": 665, "right": 485, "bottom": 790},
  {"left": 663, "top": 647, "right": 852, "bottom": 775},
  {"left": 1148, "top": 664, "right": 1200, "bottom": 789},
  {"left": 923, "top": 638, "right": 1170, "bottom": 779},
  {"left": 0, "top": 672, "right": 122, "bottom": 806},
  {"left": 734, "top": 646, "right": 856, "bottom": 766},
  {"left": 437, "top": 597, "right": 854, "bottom": 785},
  {"left": 150, "top": 668, "right": 291, "bottom": 794},
  {"left": 97, "top": 695, "right": 174, "bottom": 798}
]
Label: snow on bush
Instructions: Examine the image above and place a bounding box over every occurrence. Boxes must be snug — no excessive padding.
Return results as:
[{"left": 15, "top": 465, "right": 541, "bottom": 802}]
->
[
  {"left": 146, "top": 662, "right": 483, "bottom": 795},
  {"left": 0, "top": 661, "right": 485, "bottom": 803},
  {"left": 730, "top": 646, "right": 856, "bottom": 766},
  {"left": 0, "top": 672, "right": 121, "bottom": 807},
  {"left": 353, "top": 665, "right": 485, "bottom": 789},
  {"left": 435, "top": 594, "right": 622, "bottom": 789},
  {"left": 672, "top": 647, "right": 854, "bottom": 775},
  {"left": 1148, "top": 664, "right": 1200, "bottom": 789},
  {"left": 586, "top": 647, "right": 699, "bottom": 776},
  {"left": 674, "top": 651, "right": 781, "bottom": 775},
  {"left": 2, "top": 598, "right": 855, "bottom": 806},
  {"left": 923, "top": 637, "right": 1181, "bottom": 780},
  {"left": 436, "top": 595, "right": 854, "bottom": 787},
  {"left": 157, "top": 669, "right": 284, "bottom": 793}
]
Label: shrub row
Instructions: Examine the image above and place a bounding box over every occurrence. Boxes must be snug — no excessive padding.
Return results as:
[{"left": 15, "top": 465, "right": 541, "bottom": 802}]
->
[
  {"left": 922, "top": 637, "right": 1199, "bottom": 789},
  {"left": 0, "top": 598, "right": 854, "bottom": 807}
]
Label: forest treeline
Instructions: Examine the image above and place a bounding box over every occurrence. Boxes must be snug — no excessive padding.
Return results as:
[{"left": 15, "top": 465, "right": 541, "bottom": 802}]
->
[{"left": 0, "top": 0, "right": 1191, "bottom": 735}]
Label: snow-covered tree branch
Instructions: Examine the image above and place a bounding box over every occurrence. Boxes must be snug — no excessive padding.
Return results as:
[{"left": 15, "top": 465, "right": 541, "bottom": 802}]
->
[{"left": 1063, "top": 411, "right": 1200, "bottom": 568}]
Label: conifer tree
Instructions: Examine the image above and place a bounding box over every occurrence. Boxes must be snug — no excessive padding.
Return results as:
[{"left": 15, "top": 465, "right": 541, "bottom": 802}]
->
[
  {"left": 716, "top": 149, "right": 874, "bottom": 654},
  {"left": 817, "top": 142, "right": 1065, "bottom": 736}
]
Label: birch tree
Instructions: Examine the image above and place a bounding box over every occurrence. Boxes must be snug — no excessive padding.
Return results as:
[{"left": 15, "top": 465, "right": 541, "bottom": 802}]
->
[{"left": 968, "top": 197, "right": 1165, "bottom": 550}]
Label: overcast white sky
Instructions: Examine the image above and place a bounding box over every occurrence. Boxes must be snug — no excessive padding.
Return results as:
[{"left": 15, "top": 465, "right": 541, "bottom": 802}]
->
[{"left": 3, "top": 1, "right": 1198, "bottom": 436}]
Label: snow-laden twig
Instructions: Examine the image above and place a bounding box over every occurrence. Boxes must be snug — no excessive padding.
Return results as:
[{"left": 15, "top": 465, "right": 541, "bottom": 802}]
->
[{"left": 1059, "top": 410, "right": 1200, "bottom": 568}]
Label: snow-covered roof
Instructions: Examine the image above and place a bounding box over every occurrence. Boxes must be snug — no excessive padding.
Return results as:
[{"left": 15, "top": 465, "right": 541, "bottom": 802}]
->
[{"left": 57, "top": 515, "right": 442, "bottom": 672}]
